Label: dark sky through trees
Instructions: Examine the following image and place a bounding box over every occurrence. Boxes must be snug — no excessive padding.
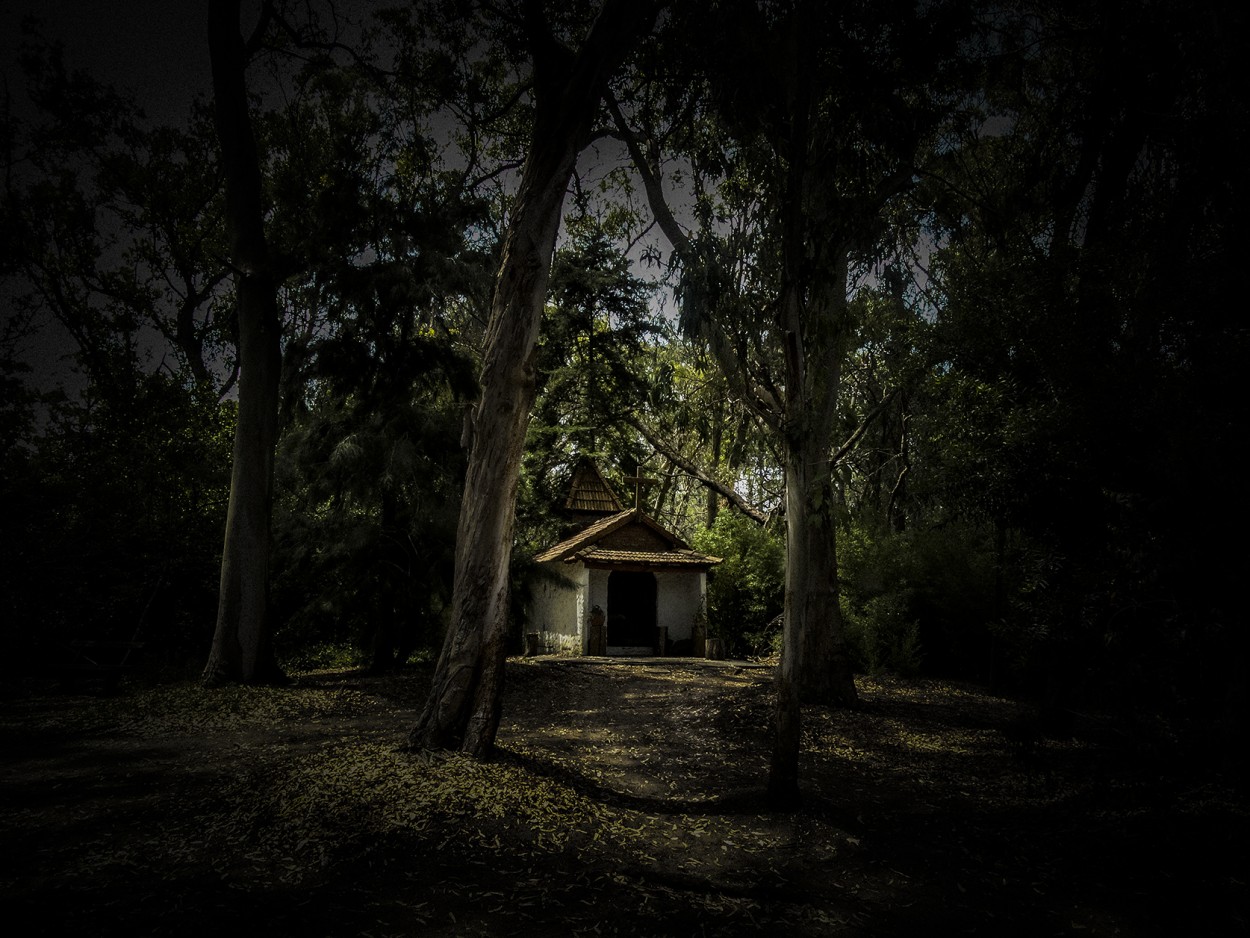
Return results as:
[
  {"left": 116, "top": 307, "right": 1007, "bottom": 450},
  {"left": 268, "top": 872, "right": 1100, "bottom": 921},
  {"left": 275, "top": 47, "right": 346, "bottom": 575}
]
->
[{"left": 2, "top": 1, "right": 213, "bottom": 124}]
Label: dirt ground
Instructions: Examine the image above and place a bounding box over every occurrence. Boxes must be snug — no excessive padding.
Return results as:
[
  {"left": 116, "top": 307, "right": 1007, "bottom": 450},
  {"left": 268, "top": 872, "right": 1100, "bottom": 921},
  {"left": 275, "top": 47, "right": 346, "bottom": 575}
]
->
[{"left": 1, "top": 657, "right": 1245, "bottom": 936}]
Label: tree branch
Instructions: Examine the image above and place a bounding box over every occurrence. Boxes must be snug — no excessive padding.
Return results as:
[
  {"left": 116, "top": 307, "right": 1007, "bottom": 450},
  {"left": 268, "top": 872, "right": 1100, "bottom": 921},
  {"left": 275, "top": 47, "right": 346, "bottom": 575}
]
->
[
  {"left": 627, "top": 414, "right": 774, "bottom": 526},
  {"left": 605, "top": 91, "right": 691, "bottom": 255},
  {"left": 606, "top": 90, "right": 781, "bottom": 432},
  {"left": 830, "top": 388, "right": 900, "bottom": 468}
]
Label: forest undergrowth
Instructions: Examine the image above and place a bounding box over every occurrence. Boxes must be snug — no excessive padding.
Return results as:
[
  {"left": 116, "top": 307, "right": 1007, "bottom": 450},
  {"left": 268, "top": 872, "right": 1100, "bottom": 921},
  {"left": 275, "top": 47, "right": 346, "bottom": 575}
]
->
[{"left": 1, "top": 657, "right": 1244, "bottom": 936}]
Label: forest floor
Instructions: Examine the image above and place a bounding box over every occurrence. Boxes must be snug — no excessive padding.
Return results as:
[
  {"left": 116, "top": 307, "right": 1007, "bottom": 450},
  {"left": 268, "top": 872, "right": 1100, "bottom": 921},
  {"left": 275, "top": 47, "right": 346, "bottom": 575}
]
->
[{"left": 1, "top": 656, "right": 1245, "bottom": 937}]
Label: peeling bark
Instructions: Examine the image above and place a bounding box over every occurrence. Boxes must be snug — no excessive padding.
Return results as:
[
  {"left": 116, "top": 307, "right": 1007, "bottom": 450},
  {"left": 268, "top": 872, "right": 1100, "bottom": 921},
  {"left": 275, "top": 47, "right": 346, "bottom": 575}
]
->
[{"left": 406, "top": 0, "right": 660, "bottom": 757}]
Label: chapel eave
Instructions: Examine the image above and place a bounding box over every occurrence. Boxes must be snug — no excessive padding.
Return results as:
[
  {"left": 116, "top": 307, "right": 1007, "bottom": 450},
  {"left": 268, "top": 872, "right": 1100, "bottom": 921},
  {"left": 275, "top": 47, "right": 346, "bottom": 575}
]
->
[
  {"left": 573, "top": 547, "right": 721, "bottom": 571},
  {"left": 533, "top": 506, "right": 720, "bottom": 570}
]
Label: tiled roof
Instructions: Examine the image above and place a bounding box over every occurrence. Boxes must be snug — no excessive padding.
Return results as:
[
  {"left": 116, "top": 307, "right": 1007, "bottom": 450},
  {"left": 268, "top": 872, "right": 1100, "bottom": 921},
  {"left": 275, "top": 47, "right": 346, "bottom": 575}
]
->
[
  {"left": 564, "top": 461, "right": 623, "bottom": 514},
  {"left": 572, "top": 548, "right": 720, "bottom": 569},
  {"left": 534, "top": 509, "right": 635, "bottom": 562},
  {"left": 533, "top": 508, "right": 721, "bottom": 569}
]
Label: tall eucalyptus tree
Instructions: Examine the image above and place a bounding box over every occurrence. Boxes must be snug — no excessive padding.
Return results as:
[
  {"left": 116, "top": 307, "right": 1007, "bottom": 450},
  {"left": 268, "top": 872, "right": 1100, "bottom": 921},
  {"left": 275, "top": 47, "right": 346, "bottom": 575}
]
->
[
  {"left": 405, "top": 0, "right": 662, "bottom": 757},
  {"left": 202, "top": 0, "right": 289, "bottom": 684},
  {"left": 611, "top": 0, "right": 972, "bottom": 804}
]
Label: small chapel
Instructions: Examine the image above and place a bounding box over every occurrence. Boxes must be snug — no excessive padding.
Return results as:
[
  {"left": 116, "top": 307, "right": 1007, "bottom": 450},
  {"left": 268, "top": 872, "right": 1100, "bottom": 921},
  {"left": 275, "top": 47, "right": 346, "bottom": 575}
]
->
[{"left": 527, "top": 460, "right": 721, "bottom": 656}]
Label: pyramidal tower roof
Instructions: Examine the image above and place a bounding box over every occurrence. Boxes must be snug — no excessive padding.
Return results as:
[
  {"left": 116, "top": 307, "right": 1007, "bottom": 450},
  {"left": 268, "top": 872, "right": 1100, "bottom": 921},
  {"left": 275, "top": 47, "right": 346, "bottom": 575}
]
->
[{"left": 564, "top": 459, "right": 624, "bottom": 515}]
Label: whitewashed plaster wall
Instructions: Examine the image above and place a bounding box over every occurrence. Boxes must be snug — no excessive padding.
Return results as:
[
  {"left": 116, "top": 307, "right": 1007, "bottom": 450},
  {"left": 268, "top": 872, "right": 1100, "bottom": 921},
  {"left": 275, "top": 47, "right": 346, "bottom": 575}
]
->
[
  {"left": 588, "top": 568, "right": 610, "bottom": 638},
  {"left": 655, "top": 570, "right": 707, "bottom": 641},
  {"left": 530, "top": 561, "right": 585, "bottom": 655},
  {"left": 529, "top": 564, "right": 707, "bottom": 654}
]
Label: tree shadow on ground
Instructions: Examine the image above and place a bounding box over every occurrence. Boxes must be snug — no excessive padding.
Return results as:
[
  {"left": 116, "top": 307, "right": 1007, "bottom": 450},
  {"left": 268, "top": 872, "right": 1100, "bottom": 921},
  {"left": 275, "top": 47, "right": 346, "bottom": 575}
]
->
[{"left": 1, "top": 658, "right": 1244, "bottom": 936}]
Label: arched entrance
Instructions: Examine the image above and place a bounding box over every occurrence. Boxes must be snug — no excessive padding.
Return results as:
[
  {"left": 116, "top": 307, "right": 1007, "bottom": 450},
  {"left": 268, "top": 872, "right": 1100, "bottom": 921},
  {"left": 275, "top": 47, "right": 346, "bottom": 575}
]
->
[{"left": 606, "top": 571, "right": 657, "bottom": 648}]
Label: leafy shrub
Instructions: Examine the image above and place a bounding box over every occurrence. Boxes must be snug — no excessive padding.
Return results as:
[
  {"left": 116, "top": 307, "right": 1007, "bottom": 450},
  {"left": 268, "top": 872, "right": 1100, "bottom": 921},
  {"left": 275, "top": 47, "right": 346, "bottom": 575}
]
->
[
  {"left": 842, "top": 590, "right": 923, "bottom": 677},
  {"left": 692, "top": 511, "right": 785, "bottom": 657},
  {"left": 840, "top": 520, "right": 997, "bottom": 679}
]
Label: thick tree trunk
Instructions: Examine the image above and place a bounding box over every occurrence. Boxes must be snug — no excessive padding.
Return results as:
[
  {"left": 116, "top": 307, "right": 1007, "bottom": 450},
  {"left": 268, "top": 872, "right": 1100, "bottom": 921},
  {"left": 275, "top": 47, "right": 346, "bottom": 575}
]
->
[
  {"left": 407, "top": 174, "right": 565, "bottom": 753},
  {"left": 788, "top": 447, "right": 858, "bottom": 706},
  {"left": 202, "top": 0, "right": 285, "bottom": 686},
  {"left": 767, "top": 435, "right": 857, "bottom": 806},
  {"left": 778, "top": 135, "right": 857, "bottom": 709},
  {"left": 767, "top": 161, "right": 858, "bottom": 803},
  {"left": 406, "top": 0, "right": 658, "bottom": 757},
  {"left": 767, "top": 462, "right": 807, "bottom": 808}
]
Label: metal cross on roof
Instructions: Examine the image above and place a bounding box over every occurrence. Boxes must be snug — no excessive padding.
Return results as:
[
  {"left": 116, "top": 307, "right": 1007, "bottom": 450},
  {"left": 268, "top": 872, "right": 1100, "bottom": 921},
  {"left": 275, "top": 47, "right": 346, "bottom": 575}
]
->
[{"left": 623, "top": 465, "right": 657, "bottom": 510}]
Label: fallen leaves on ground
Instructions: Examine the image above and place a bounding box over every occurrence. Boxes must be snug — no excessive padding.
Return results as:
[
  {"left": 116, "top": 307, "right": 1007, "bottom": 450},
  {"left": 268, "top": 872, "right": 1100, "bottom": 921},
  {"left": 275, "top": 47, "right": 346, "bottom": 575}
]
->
[{"left": 1, "top": 659, "right": 1245, "bottom": 937}]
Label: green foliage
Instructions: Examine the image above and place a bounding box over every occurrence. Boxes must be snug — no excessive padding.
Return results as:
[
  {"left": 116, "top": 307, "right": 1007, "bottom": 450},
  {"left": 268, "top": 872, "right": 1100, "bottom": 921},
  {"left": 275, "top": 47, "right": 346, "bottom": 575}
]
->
[
  {"left": 271, "top": 374, "right": 466, "bottom": 672},
  {"left": 0, "top": 374, "right": 234, "bottom": 667},
  {"left": 840, "top": 521, "right": 998, "bottom": 679},
  {"left": 842, "top": 591, "right": 923, "bottom": 679},
  {"left": 903, "top": 0, "right": 1249, "bottom": 732},
  {"left": 517, "top": 220, "right": 658, "bottom": 551},
  {"left": 692, "top": 511, "right": 784, "bottom": 657},
  {"left": 631, "top": 337, "right": 785, "bottom": 538}
]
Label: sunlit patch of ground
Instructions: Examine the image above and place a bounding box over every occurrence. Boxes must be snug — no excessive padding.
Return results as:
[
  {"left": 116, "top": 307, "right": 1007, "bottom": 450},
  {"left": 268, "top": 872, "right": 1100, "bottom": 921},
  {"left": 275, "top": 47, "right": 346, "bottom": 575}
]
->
[{"left": 1, "top": 659, "right": 1244, "bottom": 936}]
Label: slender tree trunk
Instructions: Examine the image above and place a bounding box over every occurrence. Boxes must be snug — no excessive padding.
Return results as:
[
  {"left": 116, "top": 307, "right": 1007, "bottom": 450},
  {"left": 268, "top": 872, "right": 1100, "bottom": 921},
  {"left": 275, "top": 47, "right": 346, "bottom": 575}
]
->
[
  {"left": 202, "top": 0, "right": 285, "bottom": 686},
  {"left": 407, "top": 170, "right": 565, "bottom": 753},
  {"left": 406, "top": 0, "right": 659, "bottom": 757}
]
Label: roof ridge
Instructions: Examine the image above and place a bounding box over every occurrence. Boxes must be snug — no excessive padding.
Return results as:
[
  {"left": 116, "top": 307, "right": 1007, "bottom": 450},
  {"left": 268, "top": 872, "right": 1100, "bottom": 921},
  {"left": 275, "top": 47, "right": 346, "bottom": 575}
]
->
[
  {"left": 533, "top": 508, "right": 635, "bottom": 563},
  {"left": 533, "top": 506, "right": 717, "bottom": 567}
]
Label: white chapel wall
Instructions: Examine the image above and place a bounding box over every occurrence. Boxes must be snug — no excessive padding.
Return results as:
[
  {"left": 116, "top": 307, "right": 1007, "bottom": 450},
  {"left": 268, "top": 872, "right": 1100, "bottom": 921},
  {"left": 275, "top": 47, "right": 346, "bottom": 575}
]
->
[
  {"left": 530, "top": 564, "right": 707, "bottom": 655},
  {"left": 656, "top": 570, "right": 706, "bottom": 642},
  {"left": 587, "top": 568, "right": 610, "bottom": 650},
  {"left": 530, "top": 561, "right": 585, "bottom": 655}
]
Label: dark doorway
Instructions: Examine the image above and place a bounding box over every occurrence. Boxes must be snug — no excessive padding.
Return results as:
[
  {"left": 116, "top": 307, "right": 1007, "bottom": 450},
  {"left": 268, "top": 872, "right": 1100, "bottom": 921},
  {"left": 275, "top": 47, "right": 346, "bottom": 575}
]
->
[{"left": 607, "top": 571, "right": 657, "bottom": 647}]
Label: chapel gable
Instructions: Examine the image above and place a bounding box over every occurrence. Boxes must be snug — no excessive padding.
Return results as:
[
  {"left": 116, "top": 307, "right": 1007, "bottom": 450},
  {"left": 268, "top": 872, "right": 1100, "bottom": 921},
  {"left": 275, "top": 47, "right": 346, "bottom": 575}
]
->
[{"left": 600, "top": 523, "right": 673, "bottom": 553}]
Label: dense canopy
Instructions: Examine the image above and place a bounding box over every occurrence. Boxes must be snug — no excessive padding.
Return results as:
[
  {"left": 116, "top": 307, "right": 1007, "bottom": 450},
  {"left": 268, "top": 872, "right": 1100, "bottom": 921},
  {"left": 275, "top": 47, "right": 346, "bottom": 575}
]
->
[{"left": 1, "top": 0, "right": 1244, "bottom": 809}]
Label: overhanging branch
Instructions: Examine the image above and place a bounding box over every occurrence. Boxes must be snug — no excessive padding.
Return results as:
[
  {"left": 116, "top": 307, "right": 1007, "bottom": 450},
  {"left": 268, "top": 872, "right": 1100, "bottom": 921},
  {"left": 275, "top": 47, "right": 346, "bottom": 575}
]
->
[
  {"left": 830, "top": 388, "right": 900, "bottom": 468},
  {"left": 627, "top": 414, "right": 773, "bottom": 526}
]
